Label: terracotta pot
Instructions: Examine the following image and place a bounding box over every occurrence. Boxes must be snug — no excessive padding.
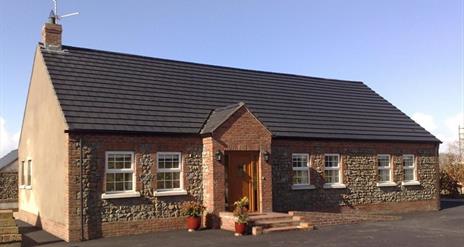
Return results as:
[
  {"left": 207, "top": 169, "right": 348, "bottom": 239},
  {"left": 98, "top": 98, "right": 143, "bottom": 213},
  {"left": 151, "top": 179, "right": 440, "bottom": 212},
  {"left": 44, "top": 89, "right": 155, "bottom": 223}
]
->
[
  {"left": 234, "top": 222, "right": 247, "bottom": 235},
  {"left": 186, "top": 216, "right": 201, "bottom": 231}
]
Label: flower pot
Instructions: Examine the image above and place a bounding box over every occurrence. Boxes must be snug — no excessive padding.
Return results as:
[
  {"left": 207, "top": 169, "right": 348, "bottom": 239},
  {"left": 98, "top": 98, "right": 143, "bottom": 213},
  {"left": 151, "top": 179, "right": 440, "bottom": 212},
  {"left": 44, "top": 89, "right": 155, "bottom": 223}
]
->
[
  {"left": 234, "top": 222, "right": 247, "bottom": 236},
  {"left": 186, "top": 216, "right": 201, "bottom": 232}
]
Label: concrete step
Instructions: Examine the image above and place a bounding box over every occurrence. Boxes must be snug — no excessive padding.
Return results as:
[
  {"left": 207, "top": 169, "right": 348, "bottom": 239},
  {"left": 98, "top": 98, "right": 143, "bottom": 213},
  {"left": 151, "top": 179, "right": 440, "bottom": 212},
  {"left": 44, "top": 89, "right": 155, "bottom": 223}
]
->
[
  {"left": 0, "top": 210, "right": 14, "bottom": 219},
  {"left": 0, "top": 233, "right": 22, "bottom": 244},
  {"left": 0, "top": 219, "right": 16, "bottom": 227},
  {"left": 253, "top": 218, "right": 301, "bottom": 228},
  {"left": 262, "top": 225, "right": 302, "bottom": 234},
  {"left": 0, "top": 227, "right": 19, "bottom": 234},
  {"left": 249, "top": 214, "right": 293, "bottom": 223}
]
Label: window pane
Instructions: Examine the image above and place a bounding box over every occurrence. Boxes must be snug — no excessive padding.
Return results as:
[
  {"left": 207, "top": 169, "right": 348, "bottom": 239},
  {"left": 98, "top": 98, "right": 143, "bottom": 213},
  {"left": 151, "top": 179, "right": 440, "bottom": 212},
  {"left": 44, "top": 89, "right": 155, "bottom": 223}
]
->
[
  {"left": 156, "top": 171, "right": 181, "bottom": 190},
  {"left": 404, "top": 169, "right": 414, "bottom": 181},
  {"left": 115, "top": 182, "right": 124, "bottom": 191},
  {"left": 379, "top": 169, "right": 390, "bottom": 182},
  {"left": 292, "top": 154, "right": 308, "bottom": 168},
  {"left": 107, "top": 160, "right": 115, "bottom": 169},
  {"left": 108, "top": 153, "right": 132, "bottom": 170},
  {"left": 325, "top": 170, "right": 339, "bottom": 183},
  {"left": 403, "top": 156, "right": 414, "bottom": 167},
  {"left": 158, "top": 153, "right": 181, "bottom": 169},
  {"left": 27, "top": 160, "right": 32, "bottom": 186},
  {"left": 123, "top": 155, "right": 132, "bottom": 169},
  {"left": 125, "top": 182, "right": 132, "bottom": 190},
  {"left": 124, "top": 173, "right": 132, "bottom": 183},
  {"left": 378, "top": 155, "right": 390, "bottom": 167},
  {"left": 115, "top": 173, "right": 124, "bottom": 182},
  {"left": 106, "top": 182, "right": 114, "bottom": 192},
  {"left": 157, "top": 180, "right": 165, "bottom": 189},
  {"left": 325, "top": 155, "right": 339, "bottom": 168},
  {"left": 21, "top": 161, "right": 25, "bottom": 185},
  {"left": 107, "top": 173, "right": 114, "bottom": 183},
  {"left": 293, "top": 170, "right": 309, "bottom": 185}
]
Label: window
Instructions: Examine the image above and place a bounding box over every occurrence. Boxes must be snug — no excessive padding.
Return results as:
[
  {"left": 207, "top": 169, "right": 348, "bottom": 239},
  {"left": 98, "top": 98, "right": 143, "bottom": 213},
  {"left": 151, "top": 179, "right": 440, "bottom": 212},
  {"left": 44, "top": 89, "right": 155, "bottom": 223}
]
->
[
  {"left": 403, "top": 155, "right": 416, "bottom": 181},
  {"left": 26, "top": 160, "right": 32, "bottom": 187},
  {"left": 20, "top": 161, "right": 25, "bottom": 186},
  {"left": 105, "top": 152, "right": 135, "bottom": 193},
  {"left": 377, "top": 155, "right": 391, "bottom": 183},
  {"left": 324, "top": 154, "right": 341, "bottom": 184},
  {"left": 156, "top": 152, "right": 183, "bottom": 191},
  {"left": 292, "top": 154, "right": 310, "bottom": 186}
]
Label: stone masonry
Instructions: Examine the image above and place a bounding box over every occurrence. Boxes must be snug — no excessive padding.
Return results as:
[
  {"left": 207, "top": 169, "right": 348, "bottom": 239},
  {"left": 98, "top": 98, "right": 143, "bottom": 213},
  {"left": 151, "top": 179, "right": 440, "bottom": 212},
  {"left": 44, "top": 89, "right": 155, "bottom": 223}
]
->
[
  {"left": 67, "top": 134, "right": 204, "bottom": 240},
  {"left": 272, "top": 139, "right": 440, "bottom": 213},
  {"left": 0, "top": 173, "right": 18, "bottom": 202}
]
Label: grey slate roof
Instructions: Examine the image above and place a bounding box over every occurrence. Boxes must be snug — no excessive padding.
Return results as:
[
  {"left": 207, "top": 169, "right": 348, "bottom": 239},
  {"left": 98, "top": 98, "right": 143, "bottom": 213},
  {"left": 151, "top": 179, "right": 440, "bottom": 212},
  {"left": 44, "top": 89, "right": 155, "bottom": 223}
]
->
[
  {"left": 0, "top": 149, "right": 18, "bottom": 171},
  {"left": 40, "top": 44, "right": 440, "bottom": 142},
  {"left": 200, "top": 102, "right": 246, "bottom": 134}
]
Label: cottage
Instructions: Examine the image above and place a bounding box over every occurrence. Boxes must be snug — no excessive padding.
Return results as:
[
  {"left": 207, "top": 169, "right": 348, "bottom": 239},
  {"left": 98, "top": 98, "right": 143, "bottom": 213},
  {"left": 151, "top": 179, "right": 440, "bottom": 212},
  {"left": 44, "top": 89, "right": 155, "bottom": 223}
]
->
[{"left": 17, "top": 19, "right": 440, "bottom": 242}]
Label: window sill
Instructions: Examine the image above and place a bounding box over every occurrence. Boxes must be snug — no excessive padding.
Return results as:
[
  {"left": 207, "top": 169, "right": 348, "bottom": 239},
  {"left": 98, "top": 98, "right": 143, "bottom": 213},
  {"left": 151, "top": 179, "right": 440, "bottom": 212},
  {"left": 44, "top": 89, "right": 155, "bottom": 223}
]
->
[
  {"left": 323, "top": 183, "right": 346, "bottom": 189},
  {"left": 292, "top": 184, "right": 316, "bottom": 190},
  {"left": 154, "top": 190, "right": 188, "bottom": 197},
  {"left": 401, "top": 181, "right": 420, "bottom": 186},
  {"left": 101, "top": 191, "right": 141, "bottom": 199},
  {"left": 19, "top": 185, "right": 32, "bottom": 190},
  {"left": 376, "top": 182, "right": 397, "bottom": 187}
]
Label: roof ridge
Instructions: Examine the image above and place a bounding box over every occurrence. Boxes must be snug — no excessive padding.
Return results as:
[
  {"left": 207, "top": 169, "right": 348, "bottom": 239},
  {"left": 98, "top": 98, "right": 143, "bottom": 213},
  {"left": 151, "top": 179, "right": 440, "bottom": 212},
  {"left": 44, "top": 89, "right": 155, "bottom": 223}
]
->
[{"left": 48, "top": 43, "right": 364, "bottom": 85}]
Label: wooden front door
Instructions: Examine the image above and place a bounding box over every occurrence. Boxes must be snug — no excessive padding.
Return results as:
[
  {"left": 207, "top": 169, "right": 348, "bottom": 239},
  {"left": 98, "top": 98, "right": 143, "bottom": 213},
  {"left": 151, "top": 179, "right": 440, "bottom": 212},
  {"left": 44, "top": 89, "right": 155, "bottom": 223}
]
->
[{"left": 225, "top": 151, "right": 259, "bottom": 212}]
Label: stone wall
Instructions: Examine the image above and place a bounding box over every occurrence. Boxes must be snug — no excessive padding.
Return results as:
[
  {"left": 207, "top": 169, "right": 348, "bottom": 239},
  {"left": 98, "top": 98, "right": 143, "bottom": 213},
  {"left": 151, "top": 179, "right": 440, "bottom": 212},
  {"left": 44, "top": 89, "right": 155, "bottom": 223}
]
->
[
  {"left": 271, "top": 139, "right": 440, "bottom": 213},
  {"left": 67, "top": 134, "right": 203, "bottom": 240},
  {"left": 0, "top": 172, "right": 18, "bottom": 201}
]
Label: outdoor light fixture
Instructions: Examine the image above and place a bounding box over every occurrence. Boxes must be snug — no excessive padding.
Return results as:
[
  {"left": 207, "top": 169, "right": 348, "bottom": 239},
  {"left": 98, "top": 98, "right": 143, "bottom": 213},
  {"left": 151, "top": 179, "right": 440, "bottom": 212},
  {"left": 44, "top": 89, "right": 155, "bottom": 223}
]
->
[
  {"left": 264, "top": 151, "right": 270, "bottom": 162},
  {"left": 215, "top": 150, "right": 223, "bottom": 162}
]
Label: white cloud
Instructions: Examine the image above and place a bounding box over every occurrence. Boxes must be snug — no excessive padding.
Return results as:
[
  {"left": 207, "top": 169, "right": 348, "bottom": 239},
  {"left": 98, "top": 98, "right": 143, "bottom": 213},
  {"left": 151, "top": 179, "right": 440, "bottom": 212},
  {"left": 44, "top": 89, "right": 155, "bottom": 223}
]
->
[
  {"left": 0, "top": 116, "right": 19, "bottom": 157},
  {"left": 411, "top": 112, "right": 437, "bottom": 132},
  {"left": 445, "top": 113, "right": 463, "bottom": 134},
  {"left": 411, "top": 112, "right": 461, "bottom": 153}
]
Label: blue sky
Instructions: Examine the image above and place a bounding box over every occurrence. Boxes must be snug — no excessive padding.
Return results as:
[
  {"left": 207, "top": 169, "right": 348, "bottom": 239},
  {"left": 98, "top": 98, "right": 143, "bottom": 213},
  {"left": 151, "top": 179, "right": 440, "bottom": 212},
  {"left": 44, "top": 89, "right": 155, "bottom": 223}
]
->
[{"left": 0, "top": 0, "right": 462, "bottom": 155}]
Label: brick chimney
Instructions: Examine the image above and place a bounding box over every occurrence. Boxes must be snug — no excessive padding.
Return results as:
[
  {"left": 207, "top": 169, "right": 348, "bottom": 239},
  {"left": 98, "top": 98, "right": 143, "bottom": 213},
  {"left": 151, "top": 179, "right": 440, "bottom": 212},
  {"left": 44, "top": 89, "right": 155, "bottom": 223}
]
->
[{"left": 41, "top": 11, "right": 62, "bottom": 50}]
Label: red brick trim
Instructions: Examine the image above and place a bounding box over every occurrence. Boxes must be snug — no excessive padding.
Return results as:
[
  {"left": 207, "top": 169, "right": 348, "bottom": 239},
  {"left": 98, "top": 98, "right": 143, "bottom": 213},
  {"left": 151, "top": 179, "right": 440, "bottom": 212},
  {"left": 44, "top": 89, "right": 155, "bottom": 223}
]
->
[
  {"left": 340, "top": 199, "right": 440, "bottom": 214},
  {"left": 99, "top": 217, "right": 187, "bottom": 238},
  {"left": 290, "top": 211, "right": 401, "bottom": 227}
]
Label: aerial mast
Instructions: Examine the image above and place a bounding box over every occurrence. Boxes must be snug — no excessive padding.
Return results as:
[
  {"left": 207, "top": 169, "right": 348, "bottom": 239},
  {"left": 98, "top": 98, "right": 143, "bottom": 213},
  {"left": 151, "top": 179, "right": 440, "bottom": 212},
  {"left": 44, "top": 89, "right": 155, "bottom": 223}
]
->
[{"left": 49, "top": 0, "right": 79, "bottom": 24}]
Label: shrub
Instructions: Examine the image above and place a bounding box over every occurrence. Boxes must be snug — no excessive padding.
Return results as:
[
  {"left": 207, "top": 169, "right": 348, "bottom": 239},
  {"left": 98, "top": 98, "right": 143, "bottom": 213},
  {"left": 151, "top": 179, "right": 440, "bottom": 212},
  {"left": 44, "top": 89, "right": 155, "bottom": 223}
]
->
[
  {"left": 233, "top": 197, "right": 249, "bottom": 224},
  {"left": 180, "top": 201, "right": 206, "bottom": 217}
]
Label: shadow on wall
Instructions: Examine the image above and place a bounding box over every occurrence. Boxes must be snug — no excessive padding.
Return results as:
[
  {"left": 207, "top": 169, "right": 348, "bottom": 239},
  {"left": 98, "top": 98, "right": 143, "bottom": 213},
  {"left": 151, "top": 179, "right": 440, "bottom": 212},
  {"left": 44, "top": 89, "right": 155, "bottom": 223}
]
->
[
  {"left": 16, "top": 213, "right": 63, "bottom": 247},
  {"left": 273, "top": 168, "right": 353, "bottom": 213}
]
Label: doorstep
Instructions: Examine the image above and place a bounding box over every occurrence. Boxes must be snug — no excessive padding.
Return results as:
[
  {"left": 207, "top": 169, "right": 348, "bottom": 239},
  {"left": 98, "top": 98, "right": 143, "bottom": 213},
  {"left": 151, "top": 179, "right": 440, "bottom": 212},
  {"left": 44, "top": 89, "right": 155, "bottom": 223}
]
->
[{"left": 219, "top": 212, "right": 313, "bottom": 235}]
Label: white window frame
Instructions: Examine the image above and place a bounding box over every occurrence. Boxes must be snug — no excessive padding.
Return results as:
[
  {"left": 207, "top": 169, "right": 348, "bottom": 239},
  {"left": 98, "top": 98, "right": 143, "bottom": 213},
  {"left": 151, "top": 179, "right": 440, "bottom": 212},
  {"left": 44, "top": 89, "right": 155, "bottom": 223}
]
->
[
  {"left": 154, "top": 152, "right": 187, "bottom": 196},
  {"left": 323, "top": 154, "right": 346, "bottom": 189},
  {"left": 377, "top": 154, "right": 396, "bottom": 187},
  {"left": 101, "top": 151, "right": 140, "bottom": 199},
  {"left": 402, "top": 154, "right": 420, "bottom": 186},
  {"left": 291, "top": 153, "right": 315, "bottom": 190},
  {"left": 19, "top": 161, "right": 26, "bottom": 188},
  {"left": 26, "top": 159, "right": 32, "bottom": 189}
]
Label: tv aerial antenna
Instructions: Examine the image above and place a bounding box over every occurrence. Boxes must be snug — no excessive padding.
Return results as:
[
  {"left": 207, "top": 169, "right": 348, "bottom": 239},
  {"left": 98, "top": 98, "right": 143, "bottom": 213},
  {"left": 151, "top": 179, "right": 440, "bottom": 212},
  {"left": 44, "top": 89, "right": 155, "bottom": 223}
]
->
[{"left": 49, "top": 0, "right": 79, "bottom": 24}]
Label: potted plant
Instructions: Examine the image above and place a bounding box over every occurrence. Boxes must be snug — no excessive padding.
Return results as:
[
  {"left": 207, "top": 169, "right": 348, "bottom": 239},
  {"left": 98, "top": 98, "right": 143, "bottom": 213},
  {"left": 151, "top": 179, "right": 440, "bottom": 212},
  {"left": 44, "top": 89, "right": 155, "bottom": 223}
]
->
[
  {"left": 180, "top": 201, "right": 206, "bottom": 232},
  {"left": 233, "top": 197, "right": 249, "bottom": 236}
]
